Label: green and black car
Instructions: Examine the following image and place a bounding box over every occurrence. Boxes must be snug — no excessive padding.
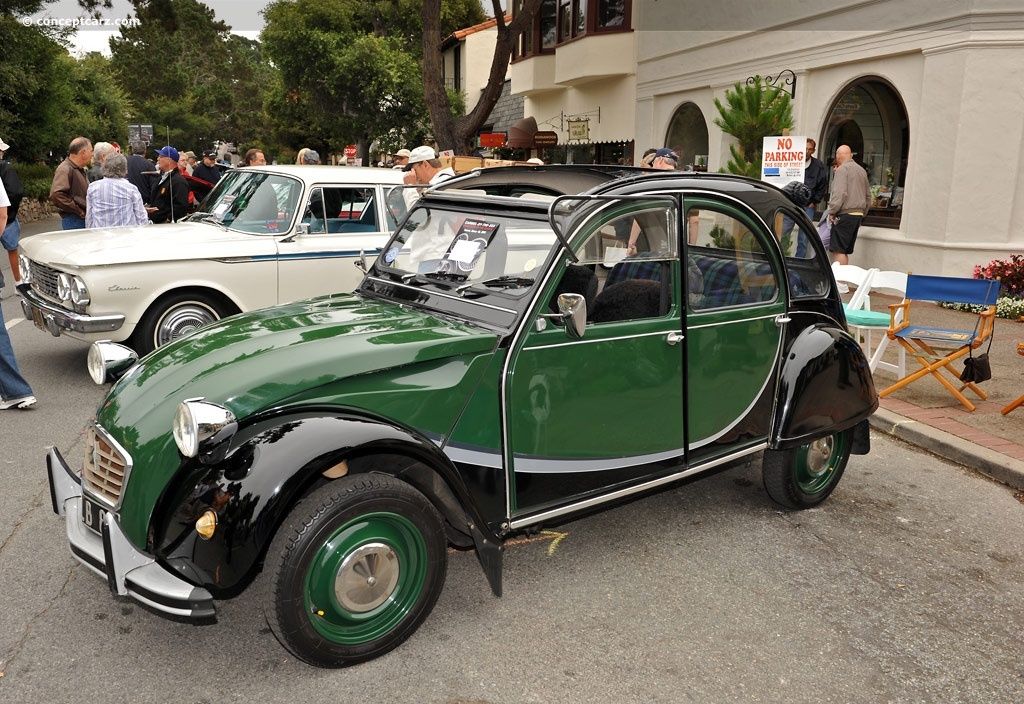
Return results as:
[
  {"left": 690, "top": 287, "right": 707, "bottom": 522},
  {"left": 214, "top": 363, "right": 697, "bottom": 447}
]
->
[{"left": 48, "top": 166, "right": 877, "bottom": 667}]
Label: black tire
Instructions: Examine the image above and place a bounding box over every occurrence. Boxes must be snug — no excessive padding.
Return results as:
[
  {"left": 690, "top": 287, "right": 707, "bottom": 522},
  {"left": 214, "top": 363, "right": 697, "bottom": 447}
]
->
[
  {"left": 261, "top": 474, "right": 447, "bottom": 668},
  {"left": 762, "top": 429, "right": 852, "bottom": 509},
  {"left": 133, "top": 291, "right": 234, "bottom": 354}
]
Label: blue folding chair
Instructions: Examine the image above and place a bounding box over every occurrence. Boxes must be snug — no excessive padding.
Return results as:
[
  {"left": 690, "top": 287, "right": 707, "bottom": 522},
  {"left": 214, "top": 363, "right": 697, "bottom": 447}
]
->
[{"left": 879, "top": 275, "right": 999, "bottom": 411}]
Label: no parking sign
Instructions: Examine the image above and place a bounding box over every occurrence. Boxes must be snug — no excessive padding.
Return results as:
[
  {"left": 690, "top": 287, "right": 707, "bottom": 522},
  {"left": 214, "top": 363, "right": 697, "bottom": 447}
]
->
[{"left": 761, "top": 135, "right": 806, "bottom": 188}]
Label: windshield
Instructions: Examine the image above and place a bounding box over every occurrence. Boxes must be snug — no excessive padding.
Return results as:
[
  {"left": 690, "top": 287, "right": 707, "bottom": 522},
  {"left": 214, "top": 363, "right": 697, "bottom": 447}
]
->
[
  {"left": 195, "top": 170, "right": 302, "bottom": 234},
  {"left": 376, "top": 205, "right": 558, "bottom": 294}
]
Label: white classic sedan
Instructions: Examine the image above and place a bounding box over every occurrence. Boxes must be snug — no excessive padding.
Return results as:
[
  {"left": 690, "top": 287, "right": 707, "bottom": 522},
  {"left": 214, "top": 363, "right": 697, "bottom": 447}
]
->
[{"left": 19, "top": 165, "right": 408, "bottom": 353}]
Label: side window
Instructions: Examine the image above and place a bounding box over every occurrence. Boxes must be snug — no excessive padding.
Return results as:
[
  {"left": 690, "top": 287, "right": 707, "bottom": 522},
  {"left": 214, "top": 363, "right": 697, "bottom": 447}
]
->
[
  {"left": 302, "top": 186, "right": 378, "bottom": 234},
  {"left": 549, "top": 202, "right": 677, "bottom": 324},
  {"left": 772, "top": 209, "right": 830, "bottom": 298},
  {"left": 687, "top": 207, "right": 779, "bottom": 310}
]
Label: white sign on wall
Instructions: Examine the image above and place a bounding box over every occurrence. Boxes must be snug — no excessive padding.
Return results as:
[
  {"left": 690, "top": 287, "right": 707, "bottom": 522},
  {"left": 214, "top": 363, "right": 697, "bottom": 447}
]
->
[{"left": 761, "top": 135, "right": 807, "bottom": 188}]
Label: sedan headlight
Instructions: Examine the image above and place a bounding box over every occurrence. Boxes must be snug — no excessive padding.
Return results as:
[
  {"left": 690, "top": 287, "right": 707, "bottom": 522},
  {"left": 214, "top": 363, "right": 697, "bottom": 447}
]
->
[
  {"left": 57, "top": 273, "right": 71, "bottom": 301},
  {"left": 70, "top": 276, "right": 90, "bottom": 306},
  {"left": 87, "top": 341, "right": 138, "bottom": 385},
  {"left": 18, "top": 254, "right": 31, "bottom": 284},
  {"left": 173, "top": 399, "right": 237, "bottom": 458}
]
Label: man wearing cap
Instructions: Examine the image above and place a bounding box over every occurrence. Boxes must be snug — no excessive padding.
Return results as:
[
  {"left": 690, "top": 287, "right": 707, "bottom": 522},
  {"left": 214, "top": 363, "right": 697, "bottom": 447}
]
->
[
  {"left": 146, "top": 146, "right": 189, "bottom": 224},
  {"left": 50, "top": 136, "right": 93, "bottom": 229},
  {"left": 192, "top": 149, "right": 222, "bottom": 187},
  {"left": 401, "top": 146, "right": 455, "bottom": 211},
  {"left": 391, "top": 149, "right": 411, "bottom": 169}
]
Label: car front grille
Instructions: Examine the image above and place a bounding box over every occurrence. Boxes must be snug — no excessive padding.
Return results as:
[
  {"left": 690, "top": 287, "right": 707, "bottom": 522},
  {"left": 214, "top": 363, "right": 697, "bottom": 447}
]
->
[
  {"left": 27, "top": 259, "right": 62, "bottom": 301},
  {"left": 82, "top": 425, "right": 132, "bottom": 506}
]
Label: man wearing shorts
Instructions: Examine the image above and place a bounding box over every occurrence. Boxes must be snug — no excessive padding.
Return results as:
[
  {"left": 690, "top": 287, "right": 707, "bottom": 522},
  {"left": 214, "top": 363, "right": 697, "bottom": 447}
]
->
[{"left": 826, "top": 144, "right": 870, "bottom": 265}]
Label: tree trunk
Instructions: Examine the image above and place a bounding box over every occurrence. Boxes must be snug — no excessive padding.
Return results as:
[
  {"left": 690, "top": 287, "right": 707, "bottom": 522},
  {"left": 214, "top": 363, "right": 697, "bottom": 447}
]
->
[{"left": 421, "top": 0, "right": 543, "bottom": 154}]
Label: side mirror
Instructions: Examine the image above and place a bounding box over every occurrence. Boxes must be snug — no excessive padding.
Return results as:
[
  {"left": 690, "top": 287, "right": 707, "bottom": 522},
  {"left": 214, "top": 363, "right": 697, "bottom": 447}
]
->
[
  {"left": 294, "top": 222, "right": 310, "bottom": 236},
  {"left": 557, "top": 293, "right": 587, "bottom": 339}
]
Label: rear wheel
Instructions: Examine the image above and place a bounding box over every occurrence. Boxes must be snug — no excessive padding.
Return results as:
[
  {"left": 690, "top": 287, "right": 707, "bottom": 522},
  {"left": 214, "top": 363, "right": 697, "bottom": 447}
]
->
[
  {"left": 262, "top": 474, "right": 447, "bottom": 667},
  {"left": 134, "top": 291, "right": 234, "bottom": 354},
  {"left": 762, "top": 429, "right": 852, "bottom": 509}
]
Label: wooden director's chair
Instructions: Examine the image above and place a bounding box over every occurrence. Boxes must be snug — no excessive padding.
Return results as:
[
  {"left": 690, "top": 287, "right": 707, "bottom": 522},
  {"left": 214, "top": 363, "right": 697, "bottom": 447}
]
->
[
  {"left": 1002, "top": 342, "right": 1024, "bottom": 415},
  {"left": 878, "top": 275, "right": 999, "bottom": 412}
]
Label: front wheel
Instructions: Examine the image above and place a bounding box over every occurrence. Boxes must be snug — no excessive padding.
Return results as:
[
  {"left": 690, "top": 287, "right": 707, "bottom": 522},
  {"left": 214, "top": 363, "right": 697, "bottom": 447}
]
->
[
  {"left": 262, "top": 474, "right": 447, "bottom": 667},
  {"left": 762, "top": 429, "right": 852, "bottom": 509},
  {"left": 134, "top": 291, "right": 234, "bottom": 354}
]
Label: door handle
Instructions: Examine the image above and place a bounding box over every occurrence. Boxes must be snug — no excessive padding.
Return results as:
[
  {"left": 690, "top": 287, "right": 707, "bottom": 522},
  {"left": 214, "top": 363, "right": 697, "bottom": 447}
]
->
[
  {"left": 774, "top": 315, "right": 792, "bottom": 326},
  {"left": 666, "top": 331, "right": 684, "bottom": 345}
]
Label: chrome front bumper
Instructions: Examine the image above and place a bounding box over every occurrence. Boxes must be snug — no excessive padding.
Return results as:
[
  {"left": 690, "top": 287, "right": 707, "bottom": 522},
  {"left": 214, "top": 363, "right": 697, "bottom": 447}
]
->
[
  {"left": 47, "top": 447, "right": 215, "bottom": 620},
  {"left": 20, "top": 288, "right": 124, "bottom": 337}
]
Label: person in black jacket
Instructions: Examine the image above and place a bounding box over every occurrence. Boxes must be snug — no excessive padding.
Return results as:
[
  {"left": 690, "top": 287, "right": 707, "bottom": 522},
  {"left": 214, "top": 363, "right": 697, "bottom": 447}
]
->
[
  {"left": 146, "top": 146, "right": 189, "bottom": 224},
  {"left": 803, "top": 138, "right": 829, "bottom": 219}
]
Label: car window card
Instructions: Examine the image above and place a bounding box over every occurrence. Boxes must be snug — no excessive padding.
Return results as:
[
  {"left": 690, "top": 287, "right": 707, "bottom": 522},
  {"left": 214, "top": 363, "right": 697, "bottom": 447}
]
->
[{"left": 438, "top": 218, "right": 500, "bottom": 275}]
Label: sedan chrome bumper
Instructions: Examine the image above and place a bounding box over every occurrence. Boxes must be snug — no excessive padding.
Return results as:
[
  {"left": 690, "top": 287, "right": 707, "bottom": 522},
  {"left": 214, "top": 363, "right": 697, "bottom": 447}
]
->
[
  {"left": 20, "top": 288, "right": 124, "bottom": 337},
  {"left": 47, "top": 447, "right": 215, "bottom": 620}
]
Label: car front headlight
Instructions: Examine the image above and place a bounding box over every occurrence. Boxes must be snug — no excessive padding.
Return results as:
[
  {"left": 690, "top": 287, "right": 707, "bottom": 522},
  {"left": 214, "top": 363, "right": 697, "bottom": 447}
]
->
[
  {"left": 173, "top": 399, "right": 237, "bottom": 458},
  {"left": 87, "top": 341, "right": 138, "bottom": 385},
  {"left": 18, "top": 254, "right": 31, "bottom": 284},
  {"left": 70, "top": 276, "right": 90, "bottom": 306},
  {"left": 57, "top": 273, "right": 71, "bottom": 301}
]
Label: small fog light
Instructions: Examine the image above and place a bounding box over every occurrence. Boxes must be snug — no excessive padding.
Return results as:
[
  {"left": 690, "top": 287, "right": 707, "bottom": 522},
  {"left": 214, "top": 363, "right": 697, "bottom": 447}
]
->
[{"left": 195, "top": 510, "right": 217, "bottom": 540}]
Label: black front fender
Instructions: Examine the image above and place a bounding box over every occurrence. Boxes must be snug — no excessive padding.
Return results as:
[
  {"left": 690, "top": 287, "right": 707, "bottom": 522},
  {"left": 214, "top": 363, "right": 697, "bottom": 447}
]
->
[
  {"left": 152, "top": 408, "right": 499, "bottom": 596},
  {"left": 771, "top": 322, "right": 878, "bottom": 450}
]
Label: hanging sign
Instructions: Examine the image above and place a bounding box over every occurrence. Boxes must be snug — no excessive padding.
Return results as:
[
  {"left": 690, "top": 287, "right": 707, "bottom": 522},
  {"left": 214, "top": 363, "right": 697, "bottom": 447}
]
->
[
  {"left": 760, "top": 135, "right": 806, "bottom": 188},
  {"left": 479, "top": 132, "right": 507, "bottom": 148},
  {"left": 533, "top": 131, "right": 559, "bottom": 147},
  {"left": 567, "top": 119, "right": 590, "bottom": 142}
]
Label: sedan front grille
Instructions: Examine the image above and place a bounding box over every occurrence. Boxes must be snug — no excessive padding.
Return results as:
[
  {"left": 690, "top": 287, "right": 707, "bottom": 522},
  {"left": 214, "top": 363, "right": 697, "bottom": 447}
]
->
[
  {"left": 82, "top": 425, "right": 132, "bottom": 506},
  {"left": 28, "top": 259, "right": 62, "bottom": 301}
]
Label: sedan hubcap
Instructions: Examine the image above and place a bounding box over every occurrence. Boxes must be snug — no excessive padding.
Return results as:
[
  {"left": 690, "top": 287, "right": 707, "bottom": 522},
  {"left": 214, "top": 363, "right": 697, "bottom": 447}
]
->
[
  {"left": 156, "top": 303, "right": 218, "bottom": 346},
  {"left": 334, "top": 542, "right": 400, "bottom": 613}
]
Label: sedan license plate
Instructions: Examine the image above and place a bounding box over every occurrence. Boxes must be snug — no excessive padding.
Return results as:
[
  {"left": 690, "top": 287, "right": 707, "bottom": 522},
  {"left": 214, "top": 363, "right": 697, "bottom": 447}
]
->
[
  {"left": 30, "top": 306, "right": 46, "bottom": 331},
  {"left": 81, "top": 495, "right": 107, "bottom": 534}
]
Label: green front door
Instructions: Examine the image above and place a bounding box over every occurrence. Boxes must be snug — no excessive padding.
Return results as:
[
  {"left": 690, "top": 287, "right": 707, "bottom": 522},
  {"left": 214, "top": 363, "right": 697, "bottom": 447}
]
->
[
  {"left": 506, "top": 198, "right": 684, "bottom": 518},
  {"left": 683, "top": 197, "right": 786, "bottom": 462}
]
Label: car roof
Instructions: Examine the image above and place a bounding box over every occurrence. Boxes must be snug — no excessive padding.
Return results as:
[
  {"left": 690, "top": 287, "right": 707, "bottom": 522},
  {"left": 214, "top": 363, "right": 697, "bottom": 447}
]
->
[{"left": 239, "top": 164, "right": 407, "bottom": 184}]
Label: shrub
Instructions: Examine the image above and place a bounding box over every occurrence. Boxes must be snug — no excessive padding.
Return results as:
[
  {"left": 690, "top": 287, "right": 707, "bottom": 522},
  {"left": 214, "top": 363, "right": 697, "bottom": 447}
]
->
[
  {"left": 941, "top": 296, "right": 1024, "bottom": 320},
  {"left": 973, "top": 254, "right": 1024, "bottom": 297},
  {"left": 8, "top": 161, "right": 54, "bottom": 201}
]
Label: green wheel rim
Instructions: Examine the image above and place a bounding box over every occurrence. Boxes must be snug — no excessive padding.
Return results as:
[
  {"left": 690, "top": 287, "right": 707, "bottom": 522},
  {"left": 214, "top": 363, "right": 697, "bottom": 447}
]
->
[
  {"left": 304, "top": 512, "right": 428, "bottom": 645},
  {"left": 794, "top": 432, "right": 847, "bottom": 495}
]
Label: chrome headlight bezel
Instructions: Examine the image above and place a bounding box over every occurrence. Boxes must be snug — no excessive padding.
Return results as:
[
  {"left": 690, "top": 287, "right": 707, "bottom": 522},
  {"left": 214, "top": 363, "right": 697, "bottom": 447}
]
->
[
  {"left": 18, "top": 253, "right": 31, "bottom": 284},
  {"left": 57, "top": 272, "right": 72, "bottom": 301},
  {"left": 87, "top": 341, "right": 138, "bottom": 385},
  {"left": 70, "top": 276, "right": 90, "bottom": 306},
  {"left": 173, "top": 399, "right": 237, "bottom": 458}
]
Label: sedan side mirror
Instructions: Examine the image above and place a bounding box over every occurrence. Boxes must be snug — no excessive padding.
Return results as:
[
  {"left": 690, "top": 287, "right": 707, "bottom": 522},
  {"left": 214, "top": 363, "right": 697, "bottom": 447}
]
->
[{"left": 557, "top": 293, "right": 587, "bottom": 339}]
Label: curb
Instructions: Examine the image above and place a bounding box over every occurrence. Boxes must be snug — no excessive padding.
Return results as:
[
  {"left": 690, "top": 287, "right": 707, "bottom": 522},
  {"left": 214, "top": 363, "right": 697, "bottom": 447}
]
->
[{"left": 869, "top": 408, "right": 1024, "bottom": 491}]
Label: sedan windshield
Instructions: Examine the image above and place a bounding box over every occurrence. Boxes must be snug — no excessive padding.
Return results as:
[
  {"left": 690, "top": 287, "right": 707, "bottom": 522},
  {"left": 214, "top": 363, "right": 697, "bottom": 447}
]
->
[
  {"left": 196, "top": 170, "right": 302, "bottom": 234},
  {"left": 377, "top": 205, "right": 558, "bottom": 295}
]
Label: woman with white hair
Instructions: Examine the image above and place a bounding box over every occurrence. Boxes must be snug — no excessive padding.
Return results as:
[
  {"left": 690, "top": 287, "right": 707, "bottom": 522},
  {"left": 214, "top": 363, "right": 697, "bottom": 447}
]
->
[
  {"left": 85, "top": 152, "right": 150, "bottom": 228},
  {"left": 88, "top": 141, "right": 116, "bottom": 182}
]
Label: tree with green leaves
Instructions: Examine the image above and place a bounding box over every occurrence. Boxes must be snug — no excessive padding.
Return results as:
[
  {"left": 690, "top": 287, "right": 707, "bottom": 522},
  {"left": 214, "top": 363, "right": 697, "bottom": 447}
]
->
[
  {"left": 713, "top": 77, "right": 794, "bottom": 178},
  {"left": 422, "top": 0, "right": 543, "bottom": 154}
]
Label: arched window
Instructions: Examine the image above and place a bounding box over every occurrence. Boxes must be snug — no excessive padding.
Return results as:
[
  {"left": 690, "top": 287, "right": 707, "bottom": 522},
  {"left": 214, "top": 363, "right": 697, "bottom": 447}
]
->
[
  {"left": 665, "top": 102, "right": 709, "bottom": 171},
  {"left": 822, "top": 78, "right": 909, "bottom": 228}
]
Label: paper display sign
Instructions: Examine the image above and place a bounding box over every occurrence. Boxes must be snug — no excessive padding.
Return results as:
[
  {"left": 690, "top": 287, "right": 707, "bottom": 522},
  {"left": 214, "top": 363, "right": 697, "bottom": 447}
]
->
[
  {"left": 438, "top": 218, "right": 500, "bottom": 275},
  {"left": 761, "top": 135, "right": 807, "bottom": 188}
]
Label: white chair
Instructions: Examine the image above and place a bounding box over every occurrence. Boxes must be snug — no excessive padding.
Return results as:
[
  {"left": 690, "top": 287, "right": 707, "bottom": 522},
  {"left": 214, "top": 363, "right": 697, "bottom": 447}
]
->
[
  {"left": 844, "top": 269, "right": 908, "bottom": 376},
  {"left": 831, "top": 263, "right": 877, "bottom": 308}
]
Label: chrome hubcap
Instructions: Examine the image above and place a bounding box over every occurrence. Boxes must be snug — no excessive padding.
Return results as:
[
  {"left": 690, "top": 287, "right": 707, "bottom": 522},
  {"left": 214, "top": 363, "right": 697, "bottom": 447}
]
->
[
  {"left": 156, "top": 303, "right": 218, "bottom": 347},
  {"left": 806, "top": 435, "right": 835, "bottom": 476},
  {"left": 334, "top": 542, "right": 400, "bottom": 613}
]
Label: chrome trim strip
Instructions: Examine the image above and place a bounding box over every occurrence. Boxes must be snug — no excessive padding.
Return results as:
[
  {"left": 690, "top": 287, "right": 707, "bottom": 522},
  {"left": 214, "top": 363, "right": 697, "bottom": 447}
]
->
[
  {"left": 522, "top": 329, "right": 672, "bottom": 351},
  {"left": 20, "top": 288, "right": 125, "bottom": 335},
  {"left": 686, "top": 312, "right": 780, "bottom": 330},
  {"left": 364, "top": 277, "right": 517, "bottom": 314},
  {"left": 509, "top": 443, "right": 767, "bottom": 530},
  {"left": 514, "top": 447, "right": 685, "bottom": 473},
  {"left": 444, "top": 445, "right": 503, "bottom": 469}
]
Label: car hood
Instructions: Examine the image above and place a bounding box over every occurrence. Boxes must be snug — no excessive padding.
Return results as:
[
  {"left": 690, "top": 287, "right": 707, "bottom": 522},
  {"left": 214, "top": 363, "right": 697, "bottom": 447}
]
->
[
  {"left": 20, "top": 221, "right": 266, "bottom": 269},
  {"left": 99, "top": 293, "right": 498, "bottom": 431}
]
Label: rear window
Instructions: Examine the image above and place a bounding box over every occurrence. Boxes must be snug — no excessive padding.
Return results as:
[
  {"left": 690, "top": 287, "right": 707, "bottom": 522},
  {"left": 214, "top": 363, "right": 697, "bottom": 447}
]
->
[{"left": 772, "top": 209, "right": 830, "bottom": 298}]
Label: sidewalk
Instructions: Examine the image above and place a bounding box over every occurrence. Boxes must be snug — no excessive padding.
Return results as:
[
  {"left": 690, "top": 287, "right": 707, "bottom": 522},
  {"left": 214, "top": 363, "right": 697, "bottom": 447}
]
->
[{"left": 859, "top": 292, "right": 1024, "bottom": 491}]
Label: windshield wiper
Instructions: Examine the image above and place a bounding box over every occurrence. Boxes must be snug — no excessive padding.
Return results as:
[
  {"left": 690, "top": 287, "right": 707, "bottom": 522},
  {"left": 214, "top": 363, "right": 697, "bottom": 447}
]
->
[
  {"left": 457, "top": 275, "right": 535, "bottom": 295},
  {"left": 399, "top": 271, "right": 463, "bottom": 289},
  {"left": 191, "top": 212, "right": 229, "bottom": 230}
]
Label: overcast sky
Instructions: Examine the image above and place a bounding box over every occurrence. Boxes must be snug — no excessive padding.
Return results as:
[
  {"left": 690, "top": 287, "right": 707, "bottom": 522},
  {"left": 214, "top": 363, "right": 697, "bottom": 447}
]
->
[{"left": 29, "top": 0, "right": 505, "bottom": 55}]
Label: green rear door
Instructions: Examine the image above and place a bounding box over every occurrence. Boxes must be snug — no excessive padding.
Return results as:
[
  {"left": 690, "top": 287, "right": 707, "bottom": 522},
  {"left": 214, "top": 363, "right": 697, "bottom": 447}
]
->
[
  {"left": 684, "top": 196, "right": 786, "bottom": 462},
  {"left": 506, "top": 198, "right": 684, "bottom": 518}
]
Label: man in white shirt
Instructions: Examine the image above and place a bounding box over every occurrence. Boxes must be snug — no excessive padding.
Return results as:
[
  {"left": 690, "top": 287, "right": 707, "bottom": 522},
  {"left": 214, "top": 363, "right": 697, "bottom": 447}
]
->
[
  {"left": 86, "top": 153, "right": 150, "bottom": 228},
  {"left": 401, "top": 146, "right": 456, "bottom": 268}
]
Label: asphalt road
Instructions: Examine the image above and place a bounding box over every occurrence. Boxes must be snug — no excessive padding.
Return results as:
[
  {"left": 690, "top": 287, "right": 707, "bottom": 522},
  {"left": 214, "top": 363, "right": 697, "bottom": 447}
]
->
[{"left": 1, "top": 234, "right": 1023, "bottom": 703}]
